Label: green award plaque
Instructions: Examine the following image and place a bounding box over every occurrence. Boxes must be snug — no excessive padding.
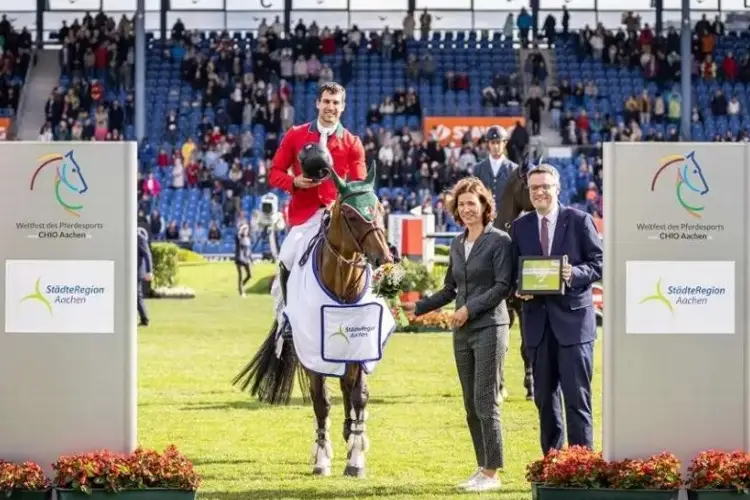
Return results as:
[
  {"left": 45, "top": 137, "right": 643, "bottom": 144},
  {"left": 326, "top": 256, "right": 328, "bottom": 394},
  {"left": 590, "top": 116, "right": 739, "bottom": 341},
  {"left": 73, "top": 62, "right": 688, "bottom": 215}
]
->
[{"left": 518, "top": 256, "right": 566, "bottom": 295}]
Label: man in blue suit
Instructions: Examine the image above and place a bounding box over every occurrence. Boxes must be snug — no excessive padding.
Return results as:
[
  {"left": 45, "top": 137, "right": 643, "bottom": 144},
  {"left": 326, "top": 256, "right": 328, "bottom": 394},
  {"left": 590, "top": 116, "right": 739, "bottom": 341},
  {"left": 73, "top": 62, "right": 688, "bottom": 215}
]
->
[
  {"left": 137, "top": 227, "right": 153, "bottom": 327},
  {"left": 510, "top": 163, "right": 603, "bottom": 454}
]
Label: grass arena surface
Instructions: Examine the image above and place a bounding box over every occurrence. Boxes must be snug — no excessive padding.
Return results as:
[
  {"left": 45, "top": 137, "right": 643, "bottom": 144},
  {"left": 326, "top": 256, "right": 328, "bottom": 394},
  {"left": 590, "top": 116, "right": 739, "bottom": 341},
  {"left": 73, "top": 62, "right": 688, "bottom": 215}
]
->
[{"left": 140, "top": 261, "right": 603, "bottom": 499}]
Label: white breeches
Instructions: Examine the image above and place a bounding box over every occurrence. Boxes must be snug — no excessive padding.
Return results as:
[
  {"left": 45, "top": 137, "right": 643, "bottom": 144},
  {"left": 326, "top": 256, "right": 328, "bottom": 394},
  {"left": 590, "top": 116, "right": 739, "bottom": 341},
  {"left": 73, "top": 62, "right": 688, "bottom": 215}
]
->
[{"left": 271, "top": 209, "right": 325, "bottom": 317}]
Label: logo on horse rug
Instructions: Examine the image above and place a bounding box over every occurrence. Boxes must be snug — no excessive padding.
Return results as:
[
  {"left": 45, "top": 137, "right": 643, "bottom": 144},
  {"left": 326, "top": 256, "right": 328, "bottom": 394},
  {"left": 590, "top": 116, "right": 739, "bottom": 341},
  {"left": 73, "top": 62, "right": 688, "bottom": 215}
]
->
[{"left": 281, "top": 245, "right": 396, "bottom": 378}]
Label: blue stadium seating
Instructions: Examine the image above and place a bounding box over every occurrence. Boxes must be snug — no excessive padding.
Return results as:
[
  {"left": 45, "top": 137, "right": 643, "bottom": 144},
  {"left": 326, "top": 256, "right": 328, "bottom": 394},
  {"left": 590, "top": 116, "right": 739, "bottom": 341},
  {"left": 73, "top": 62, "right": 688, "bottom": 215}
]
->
[
  {"left": 1, "top": 66, "right": 29, "bottom": 126},
  {"left": 63, "top": 29, "right": 523, "bottom": 250},
  {"left": 66, "top": 28, "right": 750, "bottom": 250},
  {"left": 554, "top": 30, "right": 750, "bottom": 142}
]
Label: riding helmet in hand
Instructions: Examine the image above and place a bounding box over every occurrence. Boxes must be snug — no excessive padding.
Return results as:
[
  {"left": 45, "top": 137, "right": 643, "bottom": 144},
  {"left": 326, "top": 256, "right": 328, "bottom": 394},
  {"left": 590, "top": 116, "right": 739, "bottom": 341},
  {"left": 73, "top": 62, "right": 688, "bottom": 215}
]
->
[{"left": 298, "top": 142, "right": 333, "bottom": 181}]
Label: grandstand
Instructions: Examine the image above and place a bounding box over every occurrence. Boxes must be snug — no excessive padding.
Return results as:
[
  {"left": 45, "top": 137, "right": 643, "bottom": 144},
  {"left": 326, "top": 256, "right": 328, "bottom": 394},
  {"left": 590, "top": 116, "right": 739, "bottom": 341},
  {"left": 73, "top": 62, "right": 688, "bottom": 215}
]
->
[
  {"left": 0, "top": 18, "right": 32, "bottom": 140},
  {"left": 5, "top": 4, "right": 749, "bottom": 255},
  {"left": 553, "top": 30, "right": 750, "bottom": 142}
]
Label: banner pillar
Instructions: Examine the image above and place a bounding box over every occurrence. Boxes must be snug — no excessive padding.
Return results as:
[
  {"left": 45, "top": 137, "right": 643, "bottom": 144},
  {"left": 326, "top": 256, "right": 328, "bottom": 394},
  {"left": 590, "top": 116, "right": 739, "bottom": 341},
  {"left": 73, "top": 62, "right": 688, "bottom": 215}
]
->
[
  {"left": 0, "top": 142, "right": 138, "bottom": 474},
  {"left": 603, "top": 142, "right": 749, "bottom": 472}
]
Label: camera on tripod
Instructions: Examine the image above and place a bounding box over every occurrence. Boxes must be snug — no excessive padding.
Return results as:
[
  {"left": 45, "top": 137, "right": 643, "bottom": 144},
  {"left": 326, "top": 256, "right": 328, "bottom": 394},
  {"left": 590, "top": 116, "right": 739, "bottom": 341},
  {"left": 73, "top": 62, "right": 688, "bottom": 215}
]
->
[
  {"left": 259, "top": 192, "right": 279, "bottom": 226},
  {"left": 256, "top": 192, "right": 286, "bottom": 234},
  {"left": 252, "top": 192, "right": 284, "bottom": 262}
]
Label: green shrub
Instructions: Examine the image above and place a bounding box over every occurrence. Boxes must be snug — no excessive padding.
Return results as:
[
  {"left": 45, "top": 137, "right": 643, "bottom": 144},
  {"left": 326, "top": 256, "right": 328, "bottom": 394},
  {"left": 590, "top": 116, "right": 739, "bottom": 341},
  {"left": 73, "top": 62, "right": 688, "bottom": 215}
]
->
[
  {"left": 431, "top": 263, "right": 447, "bottom": 287},
  {"left": 176, "top": 247, "right": 206, "bottom": 263},
  {"left": 401, "top": 258, "right": 439, "bottom": 293},
  {"left": 151, "top": 242, "right": 180, "bottom": 288},
  {"left": 434, "top": 244, "right": 450, "bottom": 256}
]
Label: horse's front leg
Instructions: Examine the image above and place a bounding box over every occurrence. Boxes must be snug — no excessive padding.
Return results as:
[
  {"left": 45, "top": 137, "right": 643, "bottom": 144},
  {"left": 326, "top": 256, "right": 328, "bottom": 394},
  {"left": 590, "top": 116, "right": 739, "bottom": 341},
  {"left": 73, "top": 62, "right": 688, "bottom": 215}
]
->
[
  {"left": 308, "top": 370, "right": 333, "bottom": 476},
  {"left": 341, "top": 363, "right": 369, "bottom": 478}
]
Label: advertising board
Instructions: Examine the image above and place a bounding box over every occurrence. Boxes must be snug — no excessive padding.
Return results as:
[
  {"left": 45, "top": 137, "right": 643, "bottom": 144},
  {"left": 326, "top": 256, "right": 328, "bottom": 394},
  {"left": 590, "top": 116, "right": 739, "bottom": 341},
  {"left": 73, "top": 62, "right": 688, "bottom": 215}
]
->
[{"left": 423, "top": 116, "right": 525, "bottom": 145}]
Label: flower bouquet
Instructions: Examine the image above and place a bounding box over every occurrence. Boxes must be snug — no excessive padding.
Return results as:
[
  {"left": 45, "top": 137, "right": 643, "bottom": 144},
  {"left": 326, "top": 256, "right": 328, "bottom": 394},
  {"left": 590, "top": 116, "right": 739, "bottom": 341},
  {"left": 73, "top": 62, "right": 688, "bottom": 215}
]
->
[{"left": 372, "top": 262, "right": 409, "bottom": 329}]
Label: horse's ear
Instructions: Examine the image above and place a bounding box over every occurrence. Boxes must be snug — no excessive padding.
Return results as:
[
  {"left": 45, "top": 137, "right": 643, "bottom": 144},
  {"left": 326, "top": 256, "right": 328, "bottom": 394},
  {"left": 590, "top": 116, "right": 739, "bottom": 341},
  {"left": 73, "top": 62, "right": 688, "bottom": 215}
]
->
[
  {"left": 330, "top": 166, "right": 346, "bottom": 192},
  {"left": 365, "top": 161, "right": 376, "bottom": 186}
]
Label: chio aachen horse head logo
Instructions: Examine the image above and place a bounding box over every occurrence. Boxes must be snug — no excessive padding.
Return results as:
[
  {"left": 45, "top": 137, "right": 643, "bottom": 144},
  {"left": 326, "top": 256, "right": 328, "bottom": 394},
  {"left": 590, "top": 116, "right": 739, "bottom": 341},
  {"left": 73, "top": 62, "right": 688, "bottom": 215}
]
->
[
  {"left": 651, "top": 150, "right": 709, "bottom": 218},
  {"left": 30, "top": 150, "right": 89, "bottom": 217}
]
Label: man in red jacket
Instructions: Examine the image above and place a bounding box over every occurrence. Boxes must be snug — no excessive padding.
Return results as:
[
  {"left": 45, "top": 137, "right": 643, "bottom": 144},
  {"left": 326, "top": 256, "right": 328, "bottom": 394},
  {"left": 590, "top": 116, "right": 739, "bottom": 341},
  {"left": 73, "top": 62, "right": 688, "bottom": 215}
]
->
[{"left": 269, "top": 81, "right": 367, "bottom": 316}]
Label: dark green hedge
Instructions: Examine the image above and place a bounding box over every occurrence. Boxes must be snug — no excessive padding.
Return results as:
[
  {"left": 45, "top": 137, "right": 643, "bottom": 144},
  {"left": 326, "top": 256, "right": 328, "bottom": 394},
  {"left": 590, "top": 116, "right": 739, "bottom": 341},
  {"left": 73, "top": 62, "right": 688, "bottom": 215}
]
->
[{"left": 151, "top": 242, "right": 180, "bottom": 288}]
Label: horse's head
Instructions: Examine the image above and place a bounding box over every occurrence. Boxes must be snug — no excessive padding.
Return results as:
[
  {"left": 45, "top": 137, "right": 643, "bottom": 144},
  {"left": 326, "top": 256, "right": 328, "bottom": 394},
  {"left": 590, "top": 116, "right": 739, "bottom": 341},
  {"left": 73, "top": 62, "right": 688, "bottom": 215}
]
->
[
  {"left": 59, "top": 150, "right": 89, "bottom": 195},
  {"left": 496, "top": 161, "right": 535, "bottom": 231},
  {"left": 329, "top": 163, "right": 393, "bottom": 267},
  {"left": 683, "top": 151, "right": 709, "bottom": 196}
]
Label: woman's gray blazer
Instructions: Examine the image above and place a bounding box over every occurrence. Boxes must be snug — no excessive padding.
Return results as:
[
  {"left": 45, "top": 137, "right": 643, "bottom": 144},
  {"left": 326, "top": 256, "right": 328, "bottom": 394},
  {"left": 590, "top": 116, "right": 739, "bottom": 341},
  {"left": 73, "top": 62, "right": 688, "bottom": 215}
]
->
[{"left": 415, "top": 222, "right": 514, "bottom": 330}]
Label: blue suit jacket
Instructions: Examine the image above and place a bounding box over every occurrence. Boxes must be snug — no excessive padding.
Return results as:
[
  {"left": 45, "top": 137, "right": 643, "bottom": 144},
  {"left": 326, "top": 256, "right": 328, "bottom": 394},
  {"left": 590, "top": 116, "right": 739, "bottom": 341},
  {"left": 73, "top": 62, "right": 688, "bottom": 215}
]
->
[
  {"left": 137, "top": 232, "right": 153, "bottom": 280},
  {"left": 510, "top": 205, "right": 603, "bottom": 348}
]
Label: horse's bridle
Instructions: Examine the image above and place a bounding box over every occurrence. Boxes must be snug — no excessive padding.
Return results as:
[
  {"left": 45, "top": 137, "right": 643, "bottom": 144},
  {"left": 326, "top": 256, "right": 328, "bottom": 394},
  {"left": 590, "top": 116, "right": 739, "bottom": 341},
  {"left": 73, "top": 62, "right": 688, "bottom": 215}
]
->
[
  {"left": 320, "top": 189, "right": 385, "bottom": 269},
  {"left": 308, "top": 189, "right": 387, "bottom": 302}
]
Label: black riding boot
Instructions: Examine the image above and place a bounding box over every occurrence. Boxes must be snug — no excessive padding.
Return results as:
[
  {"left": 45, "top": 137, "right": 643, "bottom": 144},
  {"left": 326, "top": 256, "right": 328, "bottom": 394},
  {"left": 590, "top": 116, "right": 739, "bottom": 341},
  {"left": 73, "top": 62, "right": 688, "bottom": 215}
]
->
[
  {"left": 278, "top": 263, "right": 291, "bottom": 304},
  {"left": 278, "top": 264, "right": 292, "bottom": 339}
]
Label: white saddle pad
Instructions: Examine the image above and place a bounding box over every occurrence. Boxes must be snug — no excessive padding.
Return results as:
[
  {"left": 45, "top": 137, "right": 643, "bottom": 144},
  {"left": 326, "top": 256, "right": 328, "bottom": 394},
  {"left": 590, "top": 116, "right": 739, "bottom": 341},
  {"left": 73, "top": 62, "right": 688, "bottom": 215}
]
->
[{"left": 282, "top": 244, "right": 396, "bottom": 378}]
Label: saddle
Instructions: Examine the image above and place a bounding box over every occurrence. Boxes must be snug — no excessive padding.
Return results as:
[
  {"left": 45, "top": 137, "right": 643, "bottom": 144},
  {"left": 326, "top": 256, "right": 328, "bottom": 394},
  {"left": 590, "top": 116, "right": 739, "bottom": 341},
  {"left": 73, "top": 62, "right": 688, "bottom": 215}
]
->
[{"left": 279, "top": 211, "right": 331, "bottom": 341}]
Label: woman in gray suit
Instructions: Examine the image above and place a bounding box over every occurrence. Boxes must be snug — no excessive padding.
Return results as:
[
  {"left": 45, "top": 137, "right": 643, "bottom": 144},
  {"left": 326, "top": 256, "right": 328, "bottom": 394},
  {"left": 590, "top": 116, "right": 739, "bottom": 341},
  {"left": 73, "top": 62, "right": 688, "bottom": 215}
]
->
[{"left": 403, "top": 177, "right": 513, "bottom": 493}]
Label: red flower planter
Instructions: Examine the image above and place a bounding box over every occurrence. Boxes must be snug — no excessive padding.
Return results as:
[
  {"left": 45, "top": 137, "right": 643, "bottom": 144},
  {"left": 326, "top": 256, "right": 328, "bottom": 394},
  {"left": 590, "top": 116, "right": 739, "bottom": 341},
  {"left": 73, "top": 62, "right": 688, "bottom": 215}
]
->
[
  {"left": 55, "top": 489, "right": 196, "bottom": 500},
  {"left": 3, "top": 492, "right": 51, "bottom": 500},
  {"left": 537, "top": 487, "right": 679, "bottom": 500},
  {"left": 687, "top": 491, "right": 750, "bottom": 500}
]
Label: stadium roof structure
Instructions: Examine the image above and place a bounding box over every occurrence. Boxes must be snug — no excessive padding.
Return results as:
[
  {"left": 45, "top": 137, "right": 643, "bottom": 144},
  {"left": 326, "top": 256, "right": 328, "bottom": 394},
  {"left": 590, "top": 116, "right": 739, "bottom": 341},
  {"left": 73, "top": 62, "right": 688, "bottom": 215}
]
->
[{"left": 3, "top": 0, "right": 749, "bottom": 43}]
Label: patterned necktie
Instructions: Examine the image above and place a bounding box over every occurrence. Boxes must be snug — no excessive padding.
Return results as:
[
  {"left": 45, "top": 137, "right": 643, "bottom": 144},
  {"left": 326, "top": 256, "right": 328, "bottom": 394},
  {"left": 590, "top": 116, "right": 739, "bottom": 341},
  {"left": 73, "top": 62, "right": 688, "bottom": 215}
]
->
[{"left": 541, "top": 217, "right": 549, "bottom": 256}]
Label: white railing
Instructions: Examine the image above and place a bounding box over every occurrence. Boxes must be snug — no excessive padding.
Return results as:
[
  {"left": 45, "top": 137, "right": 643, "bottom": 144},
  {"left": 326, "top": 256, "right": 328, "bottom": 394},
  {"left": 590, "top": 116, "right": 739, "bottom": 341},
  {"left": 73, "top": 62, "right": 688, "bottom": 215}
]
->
[{"left": 424, "top": 231, "right": 459, "bottom": 266}]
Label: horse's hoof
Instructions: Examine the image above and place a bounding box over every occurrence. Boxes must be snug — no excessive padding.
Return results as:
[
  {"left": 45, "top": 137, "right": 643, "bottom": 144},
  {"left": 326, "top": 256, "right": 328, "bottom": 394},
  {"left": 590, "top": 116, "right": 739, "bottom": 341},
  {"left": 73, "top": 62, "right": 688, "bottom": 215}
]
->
[
  {"left": 343, "top": 465, "right": 366, "bottom": 478},
  {"left": 312, "top": 466, "right": 331, "bottom": 477}
]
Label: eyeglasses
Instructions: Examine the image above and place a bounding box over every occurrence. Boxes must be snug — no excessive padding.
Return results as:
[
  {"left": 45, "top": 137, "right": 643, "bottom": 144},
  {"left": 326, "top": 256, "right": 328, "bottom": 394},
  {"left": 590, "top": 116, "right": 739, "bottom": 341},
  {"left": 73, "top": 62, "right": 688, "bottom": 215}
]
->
[{"left": 529, "top": 184, "right": 556, "bottom": 192}]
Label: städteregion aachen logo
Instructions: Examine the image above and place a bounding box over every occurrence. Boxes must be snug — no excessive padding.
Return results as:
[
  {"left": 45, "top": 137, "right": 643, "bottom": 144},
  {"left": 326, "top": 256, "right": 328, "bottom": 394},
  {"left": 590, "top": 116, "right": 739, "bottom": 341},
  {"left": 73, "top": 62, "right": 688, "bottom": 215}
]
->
[
  {"left": 651, "top": 150, "right": 709, "bottom": 218},
  {"left": 20, "top": 277, "right": 53, "bottom": 315},
  {"left": 19, "top": 278, "right": 106, "bottom": 314},
  {"left": 30, "top": 150, "right": 89, "bottom": 217},
  {"left": 329, "top": 325, "right": 350, "bottom": 344},
  {"left": 638, "top": 278, "right": 674, "bottom": 314}
]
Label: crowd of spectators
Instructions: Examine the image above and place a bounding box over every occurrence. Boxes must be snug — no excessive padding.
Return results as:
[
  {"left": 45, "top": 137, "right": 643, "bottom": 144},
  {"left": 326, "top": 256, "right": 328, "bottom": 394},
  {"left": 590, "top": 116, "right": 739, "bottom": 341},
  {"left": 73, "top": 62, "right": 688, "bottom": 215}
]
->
[
  {"left": 0, "top": 15, "right": 33, "bottom": 137},
  {"left": 130, "top": 13, "right": 531, "bottom": 245},
  {"left": 38, "top": 9, "right": 623, "bottom": 249},
  {"left": 552, "top": 12, "right": 750, "bottom": 146},
  {"left": 41, "top": 12, "right": 135, "bottom": 141}
]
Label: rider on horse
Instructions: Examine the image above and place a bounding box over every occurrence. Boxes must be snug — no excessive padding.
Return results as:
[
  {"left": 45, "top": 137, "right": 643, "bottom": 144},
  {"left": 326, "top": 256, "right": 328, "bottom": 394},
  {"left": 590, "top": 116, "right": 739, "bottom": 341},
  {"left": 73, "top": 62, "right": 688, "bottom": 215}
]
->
[
  {"left": 268, "top": 82, "right": 367, "bottom": 319},
  {"left": 473, "top": 125, "right": 519, "bottom": 231}
]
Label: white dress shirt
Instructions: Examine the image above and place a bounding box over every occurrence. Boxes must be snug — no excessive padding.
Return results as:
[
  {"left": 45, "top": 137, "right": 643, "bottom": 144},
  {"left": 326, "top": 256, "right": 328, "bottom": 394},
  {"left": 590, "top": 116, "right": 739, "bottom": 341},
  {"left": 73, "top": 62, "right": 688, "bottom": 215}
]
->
[
  {"left": 489, "top": 154, "right": 507, "bottom": 177},
  {"left": 317, "top": 121, "right": 336, "bottom": 152}
]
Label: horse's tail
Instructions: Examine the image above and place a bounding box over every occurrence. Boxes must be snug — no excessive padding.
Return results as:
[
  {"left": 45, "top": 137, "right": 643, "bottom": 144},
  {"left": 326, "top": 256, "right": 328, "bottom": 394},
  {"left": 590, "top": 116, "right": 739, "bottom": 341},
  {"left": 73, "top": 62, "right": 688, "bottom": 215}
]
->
[{"left": 232, "top": 320, "right": 311, "bottom": 406}]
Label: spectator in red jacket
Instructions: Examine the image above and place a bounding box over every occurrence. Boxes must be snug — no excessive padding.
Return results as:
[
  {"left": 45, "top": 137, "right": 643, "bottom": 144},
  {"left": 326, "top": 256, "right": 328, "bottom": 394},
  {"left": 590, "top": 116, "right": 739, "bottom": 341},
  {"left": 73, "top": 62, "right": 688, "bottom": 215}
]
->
[
  {"left": 722, "top": 52, "right": 737, "bottom": 80},
  {"left": 268, "top": 81, "right": 366, "bottom": 315}
]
